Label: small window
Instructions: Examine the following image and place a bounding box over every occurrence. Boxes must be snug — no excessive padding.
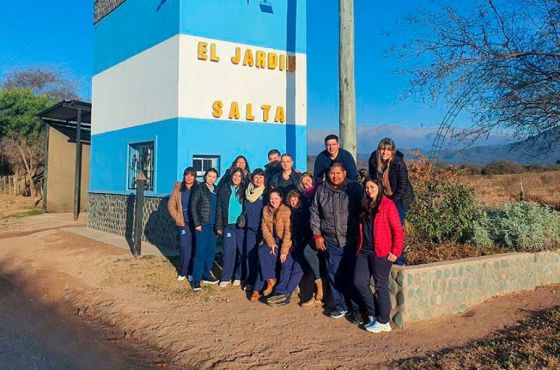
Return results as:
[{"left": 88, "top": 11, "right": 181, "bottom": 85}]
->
[
  {"left": 193, "top": 155, "right": 220, "bottom": 177},
  {"left": 128, "top": 141, "right": 155, "bottom": 190}
]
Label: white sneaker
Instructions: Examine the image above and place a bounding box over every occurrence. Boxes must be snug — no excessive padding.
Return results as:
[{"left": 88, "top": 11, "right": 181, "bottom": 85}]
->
[
  {"left": 187, "top": 275, "right": 193, "bottom": 282},
  {"left": 363, "top": 316, "right": 376, "bottom": 329},
  {"left": 177, "top": 275, "right": 186, "bottom": 281},
  {"left": 232, "top": 279, "right": 241, "bottom": 286},
  {"left": 218, "top": 281, "right": 230, "bottom": 288},
  {"left": 365, "top": 320, "right": 392, "bottom": 334}
]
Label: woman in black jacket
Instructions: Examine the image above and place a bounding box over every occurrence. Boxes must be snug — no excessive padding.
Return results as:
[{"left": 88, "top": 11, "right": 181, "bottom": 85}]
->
[
  {"left": 368, "top": 138, "right": 414, "bottom": 225},
  {"left": 189, "top": 168, "right": 220, "bottom": 291}
]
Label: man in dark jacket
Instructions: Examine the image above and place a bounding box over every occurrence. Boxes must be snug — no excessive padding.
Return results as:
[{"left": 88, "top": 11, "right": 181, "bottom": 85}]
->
[
  {"left": 310, "top": 162, "right": 362, "bottom": 319},
  {"left": 264, "top": 149, "right": 282, "bottom": 182},
  {"left": 313, "top": 134, "right": 357, "bottom": 183},
  {"left": 269, "top": 153, "right": 301, "bottom": 196}
]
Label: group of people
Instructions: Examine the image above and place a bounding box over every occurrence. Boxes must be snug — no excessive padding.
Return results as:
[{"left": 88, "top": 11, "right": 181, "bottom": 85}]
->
[{"left": 167, "top": 134, "right": 415, "bottom": 333}]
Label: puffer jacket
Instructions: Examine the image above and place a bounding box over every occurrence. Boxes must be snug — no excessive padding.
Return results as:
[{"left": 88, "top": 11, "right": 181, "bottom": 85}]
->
[
  {"left": 189, "top": 182, "right": 214, "bottom": 227},
  {"left": 168, "top": 182, "right": 186, "bottom": 227},
  {"left": 357, "top": 196, "right": 405, "bottom": 258},
  {"left": 368, "top": 150, "right": 415, "bottom": 205},
  {"left": 310, "top": 179, "right": 362, "bottom": 248},
  {"left": 261, "top": 204, "right": 292, "bottom": 255}
]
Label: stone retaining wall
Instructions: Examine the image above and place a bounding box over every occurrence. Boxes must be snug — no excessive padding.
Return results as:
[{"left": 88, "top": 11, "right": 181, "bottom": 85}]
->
[
  {"left": 388, "top": 251, "right": 560, "bottom": 328},
  {"left": 88, "top": 192, "right": 177, "bottom": 250}
]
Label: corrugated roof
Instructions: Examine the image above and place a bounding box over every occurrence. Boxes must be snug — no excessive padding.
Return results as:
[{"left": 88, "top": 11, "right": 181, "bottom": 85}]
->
[{"left": 94, "top": 0, "right": 127, "bottom": 24}]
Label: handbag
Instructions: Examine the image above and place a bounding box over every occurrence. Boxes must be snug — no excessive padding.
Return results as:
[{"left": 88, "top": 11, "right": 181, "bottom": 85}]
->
[{"left": 236, "top": 214, "right": 247, "bottom": 228}]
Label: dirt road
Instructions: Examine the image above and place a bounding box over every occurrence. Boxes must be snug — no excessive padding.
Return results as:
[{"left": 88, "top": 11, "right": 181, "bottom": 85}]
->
[
  {"left": 0, "top": 213, "right": 559, "bottom": 368},
  {"left": 0, "top": 277, "right": 162, "bottom": 370}
]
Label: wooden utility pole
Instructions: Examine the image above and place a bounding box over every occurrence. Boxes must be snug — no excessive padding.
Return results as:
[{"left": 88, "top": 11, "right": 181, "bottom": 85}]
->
[{"left": 339, "top": 0, "right": 357, "bottom": 160}]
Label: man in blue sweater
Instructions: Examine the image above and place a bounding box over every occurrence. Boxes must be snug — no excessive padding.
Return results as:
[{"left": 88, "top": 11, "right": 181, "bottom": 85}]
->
[{"left": 313, "top": 134, "right": 357, "bottom": 183}]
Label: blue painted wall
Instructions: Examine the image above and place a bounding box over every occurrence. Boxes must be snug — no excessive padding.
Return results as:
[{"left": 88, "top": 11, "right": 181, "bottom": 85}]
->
[
  {"left": 94, "top": 0, "right": 306, "bottom": 75},
  {"left": 91, "top": 0, "right": 307, "bottom": 195}
]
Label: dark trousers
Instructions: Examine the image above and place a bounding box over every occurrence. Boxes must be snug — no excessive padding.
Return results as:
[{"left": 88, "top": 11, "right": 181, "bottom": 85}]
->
[
  {"left": 244, "top": 227, "right": 261, "bottom": 285},
  {"left": 395, "top": 201, "right": 409, "bottom": 266},
  {"left": 178, "top": 225, "right": 194, "bottom": 277},
  {"left": 221, "top": 224, "right": 245, "bottom": 282},
  {"left": 325, "top": 241, "right": 357, "bottom": 312},
  {"left": 192, "top": 225, "right": 217, "bottom": 282},
  {"left": 275, "top": 252, "right": 303, "bottom": 301},
  {"left": 254, "top": 241, "right": 280, "bottom": 291},
  {"left": 353, "top": 250, "right": 393, "bottom": 323},
  {"left": 303, "top": 244, "right": 321, "bottom": 280}
]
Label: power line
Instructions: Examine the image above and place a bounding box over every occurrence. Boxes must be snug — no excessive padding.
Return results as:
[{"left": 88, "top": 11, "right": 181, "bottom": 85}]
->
[
  {"left": 0, "top": 0, "right": 80, "bottom": 70},
  {"left": 0, "top": 0, "right": 40, "bottom": 43}
]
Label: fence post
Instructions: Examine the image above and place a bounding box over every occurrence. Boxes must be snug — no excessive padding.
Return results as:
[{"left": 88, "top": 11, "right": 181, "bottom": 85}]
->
[{"left": 132, "top": 171, "right": 147, "bottom": 257}]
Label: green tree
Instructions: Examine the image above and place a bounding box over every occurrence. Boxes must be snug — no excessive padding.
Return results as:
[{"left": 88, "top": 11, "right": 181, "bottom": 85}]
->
[{"left": 0, "top": 88, "right": 51, "bottom": 203}]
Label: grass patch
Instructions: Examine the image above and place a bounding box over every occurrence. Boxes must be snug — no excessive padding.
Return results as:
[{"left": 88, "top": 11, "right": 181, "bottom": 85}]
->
[
  {"left": 0, "top": 207, "right": 43, "bottom": 220},
  {"left": 407, "top": 242, "right": 507, "bottom": 265},
  {"left": 394, "top": 306, "right": 560, "bottom": 369}
]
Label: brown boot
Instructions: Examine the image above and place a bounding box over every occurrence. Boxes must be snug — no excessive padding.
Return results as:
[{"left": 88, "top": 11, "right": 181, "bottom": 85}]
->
[
  {"left": 314, "top": 279, "right": 324, "bottom": 302},
  {"left": 250, "top": 291, "right": 261, "bottom": 302},
  {"left": 263, "top": 279, "right": 276, "bottom": 296},
  {"left": 301, "top": 298, "right": 315, "bottom": 307}
]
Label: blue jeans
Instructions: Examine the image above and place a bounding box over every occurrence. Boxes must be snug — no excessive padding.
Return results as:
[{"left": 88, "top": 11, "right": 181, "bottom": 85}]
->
[
  {"left": 221, "top": 225, "right": 245, "bottom": 282},
  {"left": 303, "top": 244, "right": 321, "bottom": 280},
  {"left": 275, "top": 252, "right": 303, "bottom": 302},
  {"left": 324, "top": 241, "right": 357, "bottom": 312},
  {"left": 178, "top": 225, "right": 194, "bottom": 277},
  {"left": 395, "top": 201, "right": 408, "bottom": 266},
  {"left": 192, "top": 225, "right": 217, "bottom": 282}
]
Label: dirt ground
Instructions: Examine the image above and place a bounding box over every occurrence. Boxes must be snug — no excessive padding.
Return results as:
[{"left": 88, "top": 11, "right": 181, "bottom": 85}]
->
[{"left": 0, "top": 198, "right": 559, "bottom": 368}]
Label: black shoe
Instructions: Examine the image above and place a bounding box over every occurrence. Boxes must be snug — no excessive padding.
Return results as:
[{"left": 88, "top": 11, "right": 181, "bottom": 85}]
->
[
  {"left": 351, "top": 311, "right": 364, "bottom": 325},
  {"left": 192, "top": 281, "right": 202, "bottom": 291},
  {"left": 202, "top": 276, "right": 219, "bottom": 285},
  {"left": 329, "top": 310, "right": 348, "bottom": 319}
]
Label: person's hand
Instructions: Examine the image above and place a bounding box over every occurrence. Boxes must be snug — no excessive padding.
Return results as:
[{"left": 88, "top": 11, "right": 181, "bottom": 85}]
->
[
  {"left": 280, "top": 253, "right": 288, "bottom": 264},
  {"left": 195, "top": 226, "right": 202, "bottom": 232},
  {"left": 216, "top": 229, "right": 223, "bottom": 236},
  {"left": 270, "top": 245, "right": 277, "bottom": 256},
  {"left": 315, "top": 237, "right": 326, "bottom": 252},
  {"left": 387, "top": 253, "right": 397, "bottom": 263}
]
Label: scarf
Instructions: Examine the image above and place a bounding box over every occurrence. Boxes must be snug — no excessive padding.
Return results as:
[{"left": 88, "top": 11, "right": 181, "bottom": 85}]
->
[{"left": 245, "top": 183, "right": 265, "bottom": 203}]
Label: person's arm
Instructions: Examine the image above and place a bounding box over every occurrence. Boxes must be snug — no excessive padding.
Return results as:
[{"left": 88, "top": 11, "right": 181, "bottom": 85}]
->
[
  {"left": 313, "top": 153, "right": 324, "bottom": 182},
  {"left": 189, "top": 187, "right": 201, "bottom": 228},
  {"left": 215, "top": 190, "right": 224, "bottom": 233},
  {"left": 261, "top": 210, "right": 276, "bottom": 248},
  {"left": 309, "top": 187, "right": 326, "bottom": 251},
  {"left": 388, "top": 202, "right": 405, "bottom": 259},
  {"left": 391, "top": 160, "right": 410, "bottom": 203},
  {"left": 344, "top": 151, "right": 358, "bottom": 181},
  {"left": 368, "top": 152, "right": 376, "bottom": 180},
  {"left": 280, "top": 208, "right": 292, "bottom": 256},
  {"left": 167, "top": 187, "right": 183, "bottom": 227}
]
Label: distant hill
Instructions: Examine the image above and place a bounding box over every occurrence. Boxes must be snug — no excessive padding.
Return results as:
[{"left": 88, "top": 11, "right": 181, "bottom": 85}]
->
[
  {"left": 439, "top": 128, "right": 560, "bottom": 165},
  {"left": 307, "top": 126, "right": 560, "bottom": 166}
]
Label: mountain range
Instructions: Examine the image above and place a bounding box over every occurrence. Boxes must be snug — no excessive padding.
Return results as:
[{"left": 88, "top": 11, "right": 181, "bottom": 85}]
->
[{"left": 307, "top": 125, "right": 560, "bottom": 165}]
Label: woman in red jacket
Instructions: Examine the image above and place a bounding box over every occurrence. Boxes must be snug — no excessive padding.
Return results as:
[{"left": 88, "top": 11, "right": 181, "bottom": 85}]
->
[{"left": 354, "top": 178, "right": 404, "bottom": 333}]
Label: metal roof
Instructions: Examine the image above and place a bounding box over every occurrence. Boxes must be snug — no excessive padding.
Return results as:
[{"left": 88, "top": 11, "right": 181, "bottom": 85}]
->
[{"left": 37, "top": 100, "right": 92, "bottom": 143}]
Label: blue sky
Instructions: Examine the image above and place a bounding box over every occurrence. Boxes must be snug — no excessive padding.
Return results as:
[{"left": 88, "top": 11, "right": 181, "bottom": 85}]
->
[{"left": 0, "top": 0, "right": 456, "bottom": 137}]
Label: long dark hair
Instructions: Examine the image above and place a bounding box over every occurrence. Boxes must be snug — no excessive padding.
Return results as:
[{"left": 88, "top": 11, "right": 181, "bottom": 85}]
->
[
  {"left": 229, "top": 167, "right": 245, "bottom": 201},
  {"left": 230, "top": 155, "right": 251, "bottom": 177},
  {"left": 181, "top": 167, "right": 197, "bottom": 192},
  {"left": 360, "top": 178, "right": 383, "bottom": 223}
]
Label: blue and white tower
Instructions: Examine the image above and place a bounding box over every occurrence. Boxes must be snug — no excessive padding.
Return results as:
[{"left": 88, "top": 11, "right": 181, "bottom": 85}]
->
[{"left": 88, "top": 0, "right": 307, "bottom": 242}]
